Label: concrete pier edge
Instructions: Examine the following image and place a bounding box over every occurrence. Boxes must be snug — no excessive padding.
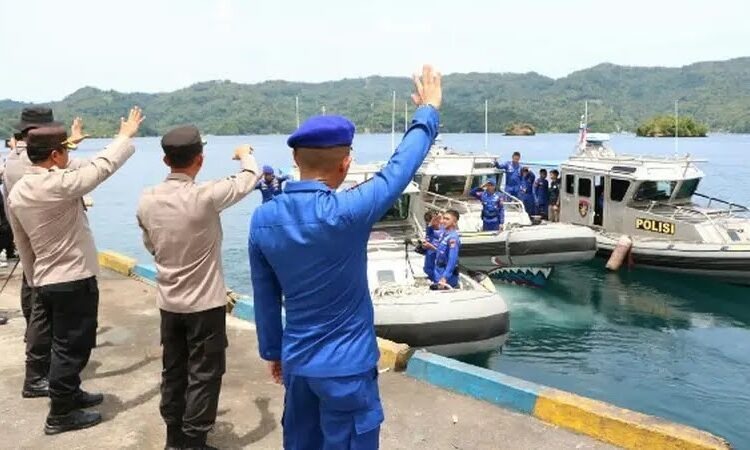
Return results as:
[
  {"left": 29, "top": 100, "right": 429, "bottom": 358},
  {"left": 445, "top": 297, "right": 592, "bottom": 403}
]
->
[{"left": 99, "top": 250, "right": 733, "bottom": 450}]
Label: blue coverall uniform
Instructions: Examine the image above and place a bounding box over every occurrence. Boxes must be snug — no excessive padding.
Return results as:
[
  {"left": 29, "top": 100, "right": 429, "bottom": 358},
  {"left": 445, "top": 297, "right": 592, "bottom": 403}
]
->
[
  {"left": 249, "top": 106, "right": 440, "bottom": 450},
  {"left": 423, "top": 225, "right": 443, "bottom": 281},
  {"left": 494, "top": 160, "right": 522, "bottom": 197},
  {"left": 255, "top": 174, "right": 290, "bottom": 203},
  {"left": 470, "top": 187, "right": 504, "bottom": 231},
  {"left": 519, "top": 172, "right": 536, "bottom": 216},
  {"left": 433, "top": 229, "right": 461, "bottom": 288},
  {"left": 533, "top": 177, "right": 550, "bottom": 219}
]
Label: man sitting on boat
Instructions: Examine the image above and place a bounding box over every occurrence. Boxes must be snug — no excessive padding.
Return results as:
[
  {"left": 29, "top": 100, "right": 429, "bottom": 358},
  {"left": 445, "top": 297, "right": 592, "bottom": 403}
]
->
[
  {"left": 494, "top": 151, "right": 522, "bottom": 197},
  {"left": 432, "top": 209, "right": 461, "bottom": 289},
  {"left": 469, "top": 180, "right": 504, "bottom": 231}
]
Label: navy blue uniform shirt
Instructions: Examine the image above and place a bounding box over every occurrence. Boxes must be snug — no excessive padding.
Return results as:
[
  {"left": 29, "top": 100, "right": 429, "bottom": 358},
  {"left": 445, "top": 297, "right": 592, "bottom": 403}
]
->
[
  {"left": 256, "top": 174, "right": 290, "bottom": 203},
  {"left": 249, "top": 106, "right": 440, "bottom": 377}
]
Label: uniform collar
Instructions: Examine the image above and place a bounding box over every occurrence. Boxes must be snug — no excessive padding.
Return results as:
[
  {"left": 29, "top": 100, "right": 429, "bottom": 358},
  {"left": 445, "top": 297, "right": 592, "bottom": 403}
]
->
[
  {"left": 284, "top": 179, "right": 332, "bottom": 193},
  {"left": 166, "top": 173, "right": 194, "bottom": 182},
  {"left": 26, "top": 165, "right": 59, "bottom": 174}
]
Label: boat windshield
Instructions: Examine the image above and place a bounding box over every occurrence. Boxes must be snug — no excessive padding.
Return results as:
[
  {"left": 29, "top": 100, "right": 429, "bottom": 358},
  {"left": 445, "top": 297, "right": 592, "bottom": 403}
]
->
[
  {"left": 633, "top": 180, "right": 678, "bottom": 202},
  {"left": 428, "top": 176, "right": 467, "bottom": 196},
  {"left": 379, "top": 194, "right": 411, "bottom": 222},
  {"left": 674, "top": 178, "right": 701, "bottom": 200},
  {"left": 470, "top": 174, "right": 501, "bottom": 189}
]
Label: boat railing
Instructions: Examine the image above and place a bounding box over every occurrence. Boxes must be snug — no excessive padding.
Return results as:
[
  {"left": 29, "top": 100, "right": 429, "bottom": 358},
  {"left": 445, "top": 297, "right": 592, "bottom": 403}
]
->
[
  {"left": 693, "top": 193, "right": 750, "bottom": 216},
  {"left": 421, "top": 190, "right": 527, "bottom": 215}
]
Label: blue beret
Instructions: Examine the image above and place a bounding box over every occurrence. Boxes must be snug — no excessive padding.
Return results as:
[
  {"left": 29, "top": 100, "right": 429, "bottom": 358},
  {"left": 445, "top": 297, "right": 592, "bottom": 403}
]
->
[
  {"left": 485, "top": 179, "right": 496, "bottom": 186},
  {"left": 262, "top": 165, "right": 274, "bottom": 174},
  {"left": 287, "top": 115, "right": 355, "bottom": 149}
]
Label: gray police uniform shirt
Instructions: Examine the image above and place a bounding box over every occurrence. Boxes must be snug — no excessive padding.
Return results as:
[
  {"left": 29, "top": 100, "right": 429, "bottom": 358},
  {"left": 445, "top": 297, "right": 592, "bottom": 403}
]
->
[
  {"left": 136, "top": 154, "right": 258, "bottom": 314},
  {"left": 8, "top": 136, "right": 135, "bottom": 287}
]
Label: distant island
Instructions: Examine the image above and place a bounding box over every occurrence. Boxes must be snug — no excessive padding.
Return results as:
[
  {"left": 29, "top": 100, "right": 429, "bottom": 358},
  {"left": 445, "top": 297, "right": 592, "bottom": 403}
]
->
[
  {"left": 504, "top": 123, "right": 536, "bottom": 136},
  {"left": 636, "top": 115, "right": 708, "bottom": 137},
  {"left": 1, "top": 57, "right": 749, "bottom": 137}
]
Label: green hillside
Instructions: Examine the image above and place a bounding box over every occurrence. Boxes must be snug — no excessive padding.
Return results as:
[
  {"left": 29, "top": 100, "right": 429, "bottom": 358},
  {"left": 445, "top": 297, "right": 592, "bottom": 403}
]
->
[{"left": 2, "top": 57, "right": 749, "bottom": 137}]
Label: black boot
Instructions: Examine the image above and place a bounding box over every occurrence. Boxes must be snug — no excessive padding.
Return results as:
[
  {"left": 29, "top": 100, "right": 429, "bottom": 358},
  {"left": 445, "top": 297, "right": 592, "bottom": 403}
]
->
[
  {"left": 44, "top": 409, "right": 102, "bottom": 435},
  {"left": 22, "top": 377, "right": 49, "bottom": 398},
  {"left": 73, "top": 389, "right": 104, "bottom": 408},
  {"left": 183, "top": 432, "right": 217, "bottom": 450},
  {"left": 165, "top": 424, "right": 185, "bottom": 450},
  {"left": 0, "top": 316, "right": 7, "bottom": 325}
]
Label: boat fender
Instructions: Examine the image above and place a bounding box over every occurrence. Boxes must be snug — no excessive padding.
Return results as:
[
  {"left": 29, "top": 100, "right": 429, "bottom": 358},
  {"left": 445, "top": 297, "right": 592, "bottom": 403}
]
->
[{"left": 606, "top": 235, "right": 632, "bottom": 271}]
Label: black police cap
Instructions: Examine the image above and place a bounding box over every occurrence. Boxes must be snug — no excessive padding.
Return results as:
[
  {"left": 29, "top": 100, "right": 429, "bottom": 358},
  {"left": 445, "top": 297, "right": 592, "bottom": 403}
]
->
[{"left": 161, "top": 125, "right": 206, "bottom": 155}]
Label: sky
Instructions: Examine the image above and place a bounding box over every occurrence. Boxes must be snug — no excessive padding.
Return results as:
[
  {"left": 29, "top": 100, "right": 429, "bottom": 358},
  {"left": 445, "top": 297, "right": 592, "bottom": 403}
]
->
[{"left": 1, "top": 0, "right": 748, "bottom": 102}]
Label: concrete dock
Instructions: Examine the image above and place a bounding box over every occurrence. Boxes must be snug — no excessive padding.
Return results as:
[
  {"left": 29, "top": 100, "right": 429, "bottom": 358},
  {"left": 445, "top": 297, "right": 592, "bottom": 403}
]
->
[{"left": 0, "top": 267, "right": 614, "bottom": 449}]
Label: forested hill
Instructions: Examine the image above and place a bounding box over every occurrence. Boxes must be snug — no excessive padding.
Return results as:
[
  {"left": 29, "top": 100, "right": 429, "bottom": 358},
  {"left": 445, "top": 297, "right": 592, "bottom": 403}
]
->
[{"left": 2, "top": 57, "right": 749, "bottom": 137}]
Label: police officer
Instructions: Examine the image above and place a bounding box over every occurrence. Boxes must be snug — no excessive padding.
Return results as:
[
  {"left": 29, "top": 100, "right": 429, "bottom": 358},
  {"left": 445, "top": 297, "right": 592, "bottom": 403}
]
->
[
  {"left": 250, "top": 64, "right": 441, "bottom": 449},
  {"left": 519, "top": 167, "right": 536, "bottom": 216},
  {"left": 433, "top": 209, "right": 461, "bottom": 289},
  {"left": 549, "top": 169, "right": 561, "bottom": 222},
  {"left": 8, "top": 107, "right": 142, "bottom": 434},
  {"left": 137, "top": 126, "right": 259, "bottom": 450},
  {"left": 533, "top": 168, "right": 550, "bottom": 219},
  {"left": 4, "top": 109, "right": 88, "bottom": 399},
  {"left": 495, "top": 151, "right": 522, "bottom": 197},
  {"left": 469, "top": 180, "right": 504, "bottom": 231},
  {"left": 255, "top": 165, "right": 290, "bottom": 203},
  {"left": 421, "top": 211, "right": 443, "bottom": 281}
]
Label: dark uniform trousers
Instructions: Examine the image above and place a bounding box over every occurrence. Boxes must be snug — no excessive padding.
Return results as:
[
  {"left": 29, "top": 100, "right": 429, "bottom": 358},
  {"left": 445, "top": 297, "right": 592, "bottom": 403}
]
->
[
  {"left": 21, "top": 274, "right": 34, "bottom": 328},
  {"left": 26, "top": 277, "right": 98, "bottom": 411},
  {"left": 160, "top": 305, "right": 227, "bottom": 446}
]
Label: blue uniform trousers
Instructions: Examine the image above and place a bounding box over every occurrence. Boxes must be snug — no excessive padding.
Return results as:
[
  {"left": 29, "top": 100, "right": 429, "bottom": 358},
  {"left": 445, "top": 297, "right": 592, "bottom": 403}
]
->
[
  {"left": 536, "top": 202, "right": 549, "bottom": 219},
  {"left": 433, "top": 265, "right": 459, "bottom": 288},
  {"left": 283, "top": 369, "right": 383, "bottom": 450},
  {"left": 423, "top": 250, "right": 437, "bottom": 281},
  {"left": 482, "top": 219, "right": 500, "bottom": 231}
]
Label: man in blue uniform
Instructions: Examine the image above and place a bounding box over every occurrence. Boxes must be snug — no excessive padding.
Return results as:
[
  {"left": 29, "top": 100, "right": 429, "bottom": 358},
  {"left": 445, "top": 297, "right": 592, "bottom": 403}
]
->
[
  {"left": 432, "top": 209, "right": 461, "bottom": 289},
  {"left": 495, "top": 151, "right": 522, "bottom": 197},
  {"left": 255, "top": 165, "right": 290, "bottom": 203},
  {"left": 469, "top": 180, "right": 504, "bottom": 231},
  {"left": 249, "top": 64, "right": 441, "bottom": 449},
  {"left": 421, "top": 211, "right": 443, "bottom": 281},
  {"left": 548, "top": 169, "right": 561, "bottom": 222},
  {"left": 533, "top": 169, "right": 550, "bottom": 219},
  {"left": 519, "top": 167, "right": 536, "bottom": 215}
]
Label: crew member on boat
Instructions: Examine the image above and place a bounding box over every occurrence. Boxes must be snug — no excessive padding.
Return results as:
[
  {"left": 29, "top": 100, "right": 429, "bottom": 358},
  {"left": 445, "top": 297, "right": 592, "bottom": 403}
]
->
[
  {"left": 433, "top": 209, "right": 461, "bottom": 289},
  {"left": 470, "top": 180, "right": 504, "bottom": 231},
  {"left": 255, "top": 165, "right": 290, "bottom": 203},
  {"left": 249, "top": 65, "right": 441, "bottom": 449},
  {"left": 421, "top": 211, "right": 443, "bottom": 280},
  {"left": 494, "top": 151, "right": 522, "bottom": 197},
  {"left": 549, "top": 169, "right": 561, "bottom": 222},
  {"left": 519, "top": 167, "right": 536, "bottom": 215},
  {"left": 533, "top": 169, "right": 550, "bottom": 219}
]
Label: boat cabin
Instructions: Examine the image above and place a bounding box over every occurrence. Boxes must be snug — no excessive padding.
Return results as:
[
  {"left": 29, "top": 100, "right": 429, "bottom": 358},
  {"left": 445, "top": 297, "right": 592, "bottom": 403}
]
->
[
  {"left": 559, "top": 134, "right": 750, "bottom": 244},
  {"left": 415, "top": 145, "right": 531, "bottom": 230}
]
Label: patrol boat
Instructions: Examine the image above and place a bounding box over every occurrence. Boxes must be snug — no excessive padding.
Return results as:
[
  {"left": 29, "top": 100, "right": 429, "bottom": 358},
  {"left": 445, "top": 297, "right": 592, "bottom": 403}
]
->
[
  {"left": 415, "top": 143, "right": 597, "bottom": 286},
  {"left": 342, "top": 166, "right": 511, "bottom": 356},
  {"left": 559, "top": 132, "right": 750, "bottom": 285}
]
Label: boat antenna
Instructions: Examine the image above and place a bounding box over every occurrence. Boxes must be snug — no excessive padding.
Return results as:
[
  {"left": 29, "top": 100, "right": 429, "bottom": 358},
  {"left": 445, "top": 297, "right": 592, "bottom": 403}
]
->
[
  {"left": 674, "top": 99, "right": 679, "bottom": 156},
  {"left": 484, "top": 99, "right": 489, "bottom": 151},
  {"left": 391, "top": 90, "right": 396, "bottom": 152},
  {"left": 295, "top": 95, "right": 300, "bottom": 128}
]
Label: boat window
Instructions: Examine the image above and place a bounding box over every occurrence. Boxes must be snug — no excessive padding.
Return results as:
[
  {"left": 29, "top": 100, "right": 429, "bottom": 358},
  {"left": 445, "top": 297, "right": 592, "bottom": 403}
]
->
[
  {"left": 470, "top": 175, "right": 500, "bottom": 189},
  {"left": 633, "top": 180, "right": 678, "bottom": 202},
  {"left": 674, "top": 178, "right": 701, "bottom": 199},
  {"left": 578, "top": 178, "right": 592, "bottom": 197},
  {"left": 428, "top": 176, "right": 467, "bottom": 196},
  {"left": 379, "top": 194, "right": 411, "bottom": 222},
  {"left": 565, "top": 174, "right": 575, "bottom": 194},
  {"left": 413, "top": 175, "right": 423, "bottom": 186},
  {"left": 610, "top": 179, "right": 630, "bottom": 202}
]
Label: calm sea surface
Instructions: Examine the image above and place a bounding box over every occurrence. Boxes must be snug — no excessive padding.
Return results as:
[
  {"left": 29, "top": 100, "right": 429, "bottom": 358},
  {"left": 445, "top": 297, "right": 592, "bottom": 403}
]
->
[{"left": 77, "top": 132, "right": 750, "bottom": 448}]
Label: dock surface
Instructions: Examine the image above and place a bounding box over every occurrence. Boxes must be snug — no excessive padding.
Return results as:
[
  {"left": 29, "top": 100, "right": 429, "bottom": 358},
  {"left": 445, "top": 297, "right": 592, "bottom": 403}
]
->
[{"left": 0, "top": 268, "right": 614, "bottom": 449}]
